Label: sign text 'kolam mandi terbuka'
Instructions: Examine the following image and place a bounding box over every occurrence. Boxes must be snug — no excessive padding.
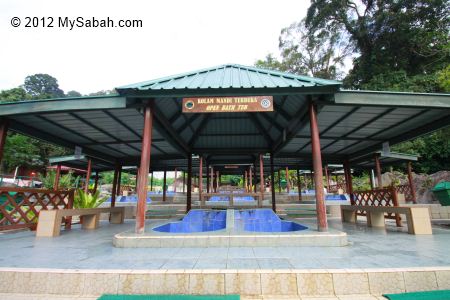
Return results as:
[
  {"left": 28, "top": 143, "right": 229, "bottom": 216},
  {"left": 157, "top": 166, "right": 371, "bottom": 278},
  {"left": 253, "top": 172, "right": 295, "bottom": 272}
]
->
[{"left": 182, "top": 96, "right": 274, "bottom": 113}]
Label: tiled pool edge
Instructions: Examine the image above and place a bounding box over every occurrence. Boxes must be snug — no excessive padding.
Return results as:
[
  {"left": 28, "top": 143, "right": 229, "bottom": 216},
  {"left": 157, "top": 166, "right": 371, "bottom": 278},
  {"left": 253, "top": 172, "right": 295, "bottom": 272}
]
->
[
  {"left": 113, "top": 231, "right": 348, "bottom": 247},
  {"left": 1, "top": 267, "right": 449, "bottom": 297},
  {"left": 114, "top": 209, "right": 347, "bottom": 247}
]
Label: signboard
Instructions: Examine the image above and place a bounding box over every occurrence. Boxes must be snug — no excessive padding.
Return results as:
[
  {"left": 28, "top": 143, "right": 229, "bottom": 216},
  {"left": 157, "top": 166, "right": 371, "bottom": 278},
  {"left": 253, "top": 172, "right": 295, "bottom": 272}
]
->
[
  {"left": 224, "top": 165, "right": 239, "bottom": 169},
  {"left": 182, "top": 96, "right": 274, "bottom": 113}
]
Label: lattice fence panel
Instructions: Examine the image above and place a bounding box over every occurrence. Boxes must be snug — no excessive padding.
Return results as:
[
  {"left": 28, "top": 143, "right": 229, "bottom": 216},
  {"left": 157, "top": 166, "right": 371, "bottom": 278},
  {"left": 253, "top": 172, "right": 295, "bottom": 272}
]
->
[
  {"left": 395, "top": 184, "right": 415, "bottom": 202},
  {"left": 352, "top": 186, "right": 401, "bottom": 226},
  {"left": 0, "top": 187, "right": 74, "bottom": 231}
]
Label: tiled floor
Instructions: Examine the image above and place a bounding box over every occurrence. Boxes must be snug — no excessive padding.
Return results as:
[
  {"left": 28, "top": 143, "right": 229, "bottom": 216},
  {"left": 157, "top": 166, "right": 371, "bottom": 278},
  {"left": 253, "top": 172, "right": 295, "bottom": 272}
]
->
[
  {"left": 1, "top": 218, "right": 450, "bottom": 270},
  {"left": 0, "top": 294, "right": 388, "bottom": 300}
]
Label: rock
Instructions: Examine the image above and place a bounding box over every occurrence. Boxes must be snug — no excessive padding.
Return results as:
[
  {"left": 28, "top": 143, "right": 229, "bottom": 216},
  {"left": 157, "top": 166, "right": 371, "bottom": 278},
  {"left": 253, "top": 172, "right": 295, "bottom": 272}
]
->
[{"left": 380, "top": 170, "right": 450, "bottom": 204}]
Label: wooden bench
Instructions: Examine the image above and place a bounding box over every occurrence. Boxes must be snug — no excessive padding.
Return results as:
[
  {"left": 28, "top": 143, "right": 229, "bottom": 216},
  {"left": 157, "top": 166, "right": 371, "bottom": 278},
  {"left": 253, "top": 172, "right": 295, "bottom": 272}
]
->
[
  {"left": 340, "top": 205, "right": 432, "bottom": 235},
  {"left": 36, "top": 207, "right": 125, "bottom": 237}
]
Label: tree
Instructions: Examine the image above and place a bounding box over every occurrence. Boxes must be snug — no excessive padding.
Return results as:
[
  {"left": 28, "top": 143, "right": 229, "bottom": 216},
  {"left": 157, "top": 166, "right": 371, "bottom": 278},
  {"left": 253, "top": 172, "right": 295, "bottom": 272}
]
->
[
  {"left": 66, "top": 90, "right": 82, "bottom": 97},
  {"left": 24, "top": 74, "right": 65, "bottom": 99},
  {"left": 437, "top": 65, "right": 450, "bottom": 92},
  {"left": 306, "top": 0, "right": 450, "bottom": 88},
  {"left": 255, "top": 54, "right": 286, "bottom": 72},
  {"left": 1, "top": 134, "right": 43, "bottom": 173},
  {"left": 0, "top": 74, "right": 73, "bottom": 174},
  {"left": 255, "top": 20, "right": 352, "bottom": 80},
  {"left": 88, "top": 89, "right": 118, "bottom": 96},
  {"left": 393, "top": 128, "right": 450, "bottom": 173},
  {"left": 0, "top": 87, "right": 30, "bottom": 103}
]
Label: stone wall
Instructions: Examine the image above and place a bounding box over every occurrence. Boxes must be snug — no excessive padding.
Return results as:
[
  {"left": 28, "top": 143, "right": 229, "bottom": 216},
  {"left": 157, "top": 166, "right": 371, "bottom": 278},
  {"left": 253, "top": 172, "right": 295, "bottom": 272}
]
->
[{"left": 1, "top": 268, "right": 449, "bottom": 297}]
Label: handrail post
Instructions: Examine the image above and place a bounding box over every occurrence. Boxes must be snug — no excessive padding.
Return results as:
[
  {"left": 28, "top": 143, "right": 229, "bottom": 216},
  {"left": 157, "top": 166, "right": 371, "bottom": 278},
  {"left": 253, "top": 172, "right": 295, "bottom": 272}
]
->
[{"left": 391, "top": 186, "right": 402, "bottom": 227}]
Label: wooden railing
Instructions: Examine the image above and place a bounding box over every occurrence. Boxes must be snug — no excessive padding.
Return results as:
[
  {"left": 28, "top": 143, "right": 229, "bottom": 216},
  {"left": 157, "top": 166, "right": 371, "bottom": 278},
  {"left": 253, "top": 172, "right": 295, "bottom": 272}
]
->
[
  {"left": 328, "top": 183, "right": 346, "bottom": 193},
  {"left": 0, "top": 187, "right": 74, "bottom": 231},
  {"left": 352, "top": 186, "right": 401, "bottom": 227},
  {"left": 395, "top": 184, "right": 415, "bottom": 203},
  {"left": 119, "top": 185, "right": 135, "bottom": 195}
]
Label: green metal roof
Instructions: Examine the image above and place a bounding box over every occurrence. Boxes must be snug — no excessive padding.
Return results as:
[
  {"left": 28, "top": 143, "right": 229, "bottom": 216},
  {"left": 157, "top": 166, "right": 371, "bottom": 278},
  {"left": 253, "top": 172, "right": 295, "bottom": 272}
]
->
[{"left": 116, "top": 64, "right": 341, "bottom": 92}]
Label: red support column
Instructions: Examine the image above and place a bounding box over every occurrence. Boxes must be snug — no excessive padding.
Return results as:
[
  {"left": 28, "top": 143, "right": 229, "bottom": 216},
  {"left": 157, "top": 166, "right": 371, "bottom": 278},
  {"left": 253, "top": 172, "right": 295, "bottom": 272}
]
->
[
  {"left": 206, "top": 164, "right": 210, "bottom": 193},
  {"left": 84, "top": 159, "right": 92, "bottom": 193},
  {"left": 216, "top": 171, "right": 219, "bottom": 192},
  {"left": 369, "top": 170, "right": 374, "bottom": 190},
  {"left": 309, "top": 102, "right": 328, "bottom": 232},
  {"left": 54, "top": 163, "right": 61, "bottom": 190},
  {"left": 135, "top": 104, "right": 153, "bottom": 234},
  {"left": 163, "top": 170, "right": 167, "bottom": 202},
  {"left": 253, "top": 164, "right": 257, "bottom": 193},
  {"left": 374, "top": 153, "right": 382, "bottom": 188},
  {"left": 150, "top": 171, "right": 154, "bottom": 192},
  {"left": 285, "top": 167, "right": 290, "bottom": 193},
  {"left": 135, "top": 168, "right": 139, "bottom": 192},
  {"left": 116, "top": 165, "right": 122, "bottom": 197},
  {"left": 325, "top": 165, "right": 330, "bottom": 191},
  {"left": 93, "top": 171, "right": 99, "bottom": 193},
  {"left": 210, "top": 166, "right": 214, "bottom": 193},
  {"left": 111, "top": 162, "right": 120, "bottom": 207},
  {"left": 174, "top": 168, "right": 178, "bottom": 193},
  {"left": 278, "top": 170, "right": 281, "bottom": 193},
  {"left": 344, "top": 160, "right": 354, "bottom": 204},
  {"left": 270, "top": 153, "right": 276, "bottom": 212},
  {"left": 407, "top": 162, "right": 417, "bottom": 203},
  {"left": 249, "top": 166, "right": 253, "bottom": 192},
  {"left": 199, "top": 156, "right": 203, "bottom": 202},
  {"left": 186, "top": 155, "right": 192, "bottom": 212},
  {"left": 259, "top": 154, "right": 265, "bottom": 208},
  {"left": 244, "top": 170, "right": 248, "bottom": 192},
  {"left": 297, "top": 168, "right": 302, "bottom": 201},
  {"left": 182, "top": 171, "right": 185, "bottom": 193},
  {"left": 0, "top": 119, "right": 8, "bottom": 164}
]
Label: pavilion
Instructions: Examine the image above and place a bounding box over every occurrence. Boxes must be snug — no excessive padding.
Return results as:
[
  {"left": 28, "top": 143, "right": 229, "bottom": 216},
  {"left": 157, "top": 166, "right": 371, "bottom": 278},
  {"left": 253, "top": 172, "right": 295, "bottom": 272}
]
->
[{"left": 0, "top": 64, "right": 449, "bottom": 234}]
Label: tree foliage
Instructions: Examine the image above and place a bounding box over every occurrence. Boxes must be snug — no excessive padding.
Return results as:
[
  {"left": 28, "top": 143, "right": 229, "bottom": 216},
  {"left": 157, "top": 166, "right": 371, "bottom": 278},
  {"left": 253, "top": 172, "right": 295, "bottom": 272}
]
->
[
  {"left": 0, "top": 73, "right": 74, "bottom": 174},
  {"left": 306, "top": 0, "right": 450, "bottom": 88},
  {"left": 0, "top": 87, "right": 30, "bottom": 103},
  {"left": 1, "top": 134, "right": 43, "bottom": 172},
  {"left": 66, "top": 90, "right": 82, "bottom": 97},
  {"left": 24, "top": 74, "right": 65, "bottom": 99},
  {"left": 39, "top": 170, "right": 78, "bottom": 189},
  {"left": 393, "top": 128, "right": 450, "bottom": 173},
  {"left": 88, "top": 89, "right": 118, "bottom": 96},
  {"left": 303, "top": 0, "right": 450, "bottom": 173},
  {"left": 256, "top": 20, "right": 352, "bottom": 80}
]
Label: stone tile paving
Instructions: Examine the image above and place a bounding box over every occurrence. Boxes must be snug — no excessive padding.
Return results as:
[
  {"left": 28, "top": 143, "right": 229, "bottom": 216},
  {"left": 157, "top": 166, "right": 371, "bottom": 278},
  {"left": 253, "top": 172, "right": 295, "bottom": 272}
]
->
[
  {"left": 1, "top": 218, "right": 450, "bottom": 270},
  {"left": 0, "top": 293, "right": 387, "bottom": 300}
]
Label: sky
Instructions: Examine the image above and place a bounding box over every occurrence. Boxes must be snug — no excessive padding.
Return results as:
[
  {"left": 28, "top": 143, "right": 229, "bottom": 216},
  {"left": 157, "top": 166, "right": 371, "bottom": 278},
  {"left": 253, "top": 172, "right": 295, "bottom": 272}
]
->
[{"left": 0, "top": 0, "right": 310, "bottom": 95}]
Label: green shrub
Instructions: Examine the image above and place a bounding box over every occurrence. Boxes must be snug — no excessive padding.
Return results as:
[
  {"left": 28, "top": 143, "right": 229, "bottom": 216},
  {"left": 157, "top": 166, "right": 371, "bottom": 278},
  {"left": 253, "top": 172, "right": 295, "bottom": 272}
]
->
[
  {"left": 73, "top": 189, "right": 107, "bottom": 208},
  {"left": 39, "top": 170, "right": 78, "bottom": 189}
]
